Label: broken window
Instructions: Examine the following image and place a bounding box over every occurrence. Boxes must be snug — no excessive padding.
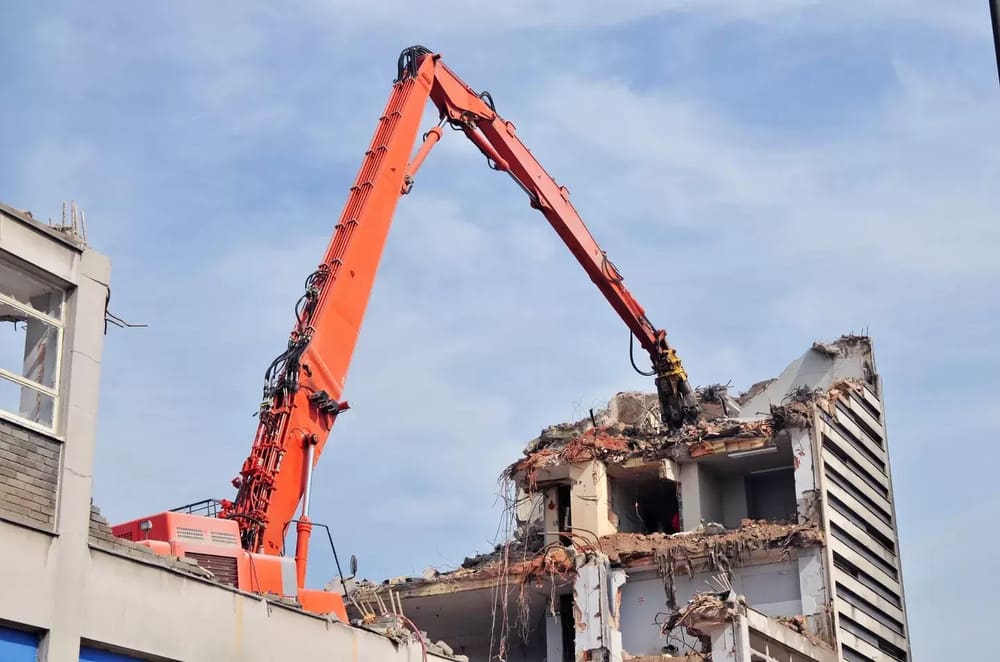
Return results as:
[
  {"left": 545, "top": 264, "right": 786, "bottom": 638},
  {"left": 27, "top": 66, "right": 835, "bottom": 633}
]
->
[
  {"left": 0, "top": 258, "right": 64, "bottom": 430},
  {"left": 556, "top": 484, "right": 572, "bottom": 545},
  {"left": 609, "top": 475, "right": 679, "bottom": 534}
]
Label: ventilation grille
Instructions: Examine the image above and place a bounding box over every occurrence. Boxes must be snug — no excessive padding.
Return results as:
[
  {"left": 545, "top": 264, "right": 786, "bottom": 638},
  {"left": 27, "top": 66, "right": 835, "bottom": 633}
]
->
[
  {"left": 175, "top": 526, "right": 206, "bottom": 541},
  {"left": 210, "top": 531, "right": 239, "bottom": 547},
  {"left": 118, "top": 530, "right": 133, "bottom": 541},
  {"left": 186, "top": 552, "right": 239, "bottom": 587}
]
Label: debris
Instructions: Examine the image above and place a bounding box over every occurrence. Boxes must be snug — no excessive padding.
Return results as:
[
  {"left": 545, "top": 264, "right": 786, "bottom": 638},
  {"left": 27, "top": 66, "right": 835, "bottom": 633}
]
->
[
  {"left": 770, "top": 401, "right": 813, "bottom": 430},
  {"left": 507, "top": 415, "right": 779, "bottom": 484},
  {"left": 775, "top": 615, "right": 833, "bottom": 649},
  {"left": 811, "top": 341, "right": 842, "bottom": 358},
  {"left": 662, "top": 590, "right": 737, "bottom": 639},
  {"left": 696, "top": 382, "right": 742, "bottom": 419},
  {"left": 504, "top": 367, "right": 877, "bottom": 483},
  {"left": 601, "top": 519, "right": 824, "bottom": 565},
  {"left": 430, "top": 639, "right": 454, "bottom": 656},
  {"left": 737, "top": 378, "right": 777, "bottom": 406}
]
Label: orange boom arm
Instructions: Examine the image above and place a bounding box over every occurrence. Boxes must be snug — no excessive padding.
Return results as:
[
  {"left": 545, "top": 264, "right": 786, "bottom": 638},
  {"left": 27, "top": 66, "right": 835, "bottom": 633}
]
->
[{"left": 221, "top": 47, "right": 700, "bottom": 589}]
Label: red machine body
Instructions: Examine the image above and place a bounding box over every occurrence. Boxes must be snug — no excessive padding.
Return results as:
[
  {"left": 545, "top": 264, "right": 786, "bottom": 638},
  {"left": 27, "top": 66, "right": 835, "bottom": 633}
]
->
[
  {"left": 113, "top": 46, "right": 698, "bottom": 622},
  {"left": 111, "top": 511, "right": 342, "bottom": 617}
]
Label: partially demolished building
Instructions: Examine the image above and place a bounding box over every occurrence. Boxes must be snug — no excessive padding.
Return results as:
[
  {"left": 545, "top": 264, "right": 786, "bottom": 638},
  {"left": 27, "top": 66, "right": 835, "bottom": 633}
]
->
[{"left": 351, "top": 336, "right": 911, "bottom": 662}]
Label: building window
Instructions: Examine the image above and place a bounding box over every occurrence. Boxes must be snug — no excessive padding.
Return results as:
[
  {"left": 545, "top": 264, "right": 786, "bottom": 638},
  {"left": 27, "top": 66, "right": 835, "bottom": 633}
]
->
[
  {"left": 0, "top": 624, "right": 40, "bottom": 662},
  {"left": 79, "top": 644, "right": 149, "bottom": 661},
  {"left": 609, "top": 474, "right": 679, "bottom": 534},
  {"left": 0, "top": 258, "right": 64, "bottom": 431}
]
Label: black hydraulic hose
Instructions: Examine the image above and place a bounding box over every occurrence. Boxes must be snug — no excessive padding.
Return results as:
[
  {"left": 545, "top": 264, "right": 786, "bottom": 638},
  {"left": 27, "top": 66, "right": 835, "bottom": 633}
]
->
[{"left": 629, "top": 332, "right": 657, "bottom": 376}]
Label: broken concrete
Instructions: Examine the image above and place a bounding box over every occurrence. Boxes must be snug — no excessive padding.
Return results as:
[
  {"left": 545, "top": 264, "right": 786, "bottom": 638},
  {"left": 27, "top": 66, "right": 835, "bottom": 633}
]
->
[
  {"left": 352, "top": 335, "right": 908, "bottom": 662},
  {"left": 600, "top": 519, "right": 824, "bottom": 566},
  {"left": 507, "top": 336, "right": 878, "bottom": 482}
]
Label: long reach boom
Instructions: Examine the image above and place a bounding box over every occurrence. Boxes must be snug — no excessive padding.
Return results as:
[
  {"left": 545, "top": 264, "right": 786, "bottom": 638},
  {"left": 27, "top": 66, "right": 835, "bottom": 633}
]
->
[{"left": 220, "top": 46, "right": 701, "bottom": 593}]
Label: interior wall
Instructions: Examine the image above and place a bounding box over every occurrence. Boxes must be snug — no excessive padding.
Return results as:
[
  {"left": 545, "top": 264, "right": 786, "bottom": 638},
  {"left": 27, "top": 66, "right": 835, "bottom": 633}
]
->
[
  {"left": 404, "top": 586, "right": 549, "bottom": 662},
  {"left": 619, "top": 562, "right": 803, "bottom": 656},
  {"left": 688, "top": 464, "right": 797, "bottom": 530},
  {"left": 721, "top": 475, "right": 749, "bottom": 528},
  {"left": 735, "top": 560, "right": 802, "bottom": 616},
  {"left": 747, "top": 469, "right": 797, "bottom": 522},
  {"left": 697, "top": 466, "right": 723, "bottom": 525},
  {"left": 609, "top": 477, "right": 644, "bottom": 533}
]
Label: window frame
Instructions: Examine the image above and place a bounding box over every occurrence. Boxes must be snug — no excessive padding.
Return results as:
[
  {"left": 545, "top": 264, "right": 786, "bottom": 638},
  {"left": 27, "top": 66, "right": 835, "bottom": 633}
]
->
[{"left": 0, "top": 288, "right": 65, "bottom": 434}]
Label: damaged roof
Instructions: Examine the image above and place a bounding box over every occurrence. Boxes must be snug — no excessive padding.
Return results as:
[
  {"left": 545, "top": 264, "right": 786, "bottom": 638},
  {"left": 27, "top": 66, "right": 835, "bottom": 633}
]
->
[
  {"left": 506, "top": 334, "right": 877, "bottom": 483},
  {"left": 352, "top": 335, "right": 872, "bottom": 595}
]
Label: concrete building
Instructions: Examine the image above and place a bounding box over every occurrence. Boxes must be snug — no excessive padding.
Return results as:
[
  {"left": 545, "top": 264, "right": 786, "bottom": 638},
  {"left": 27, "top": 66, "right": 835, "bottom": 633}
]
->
[
  {"left": 0, "top": 201, "right": 445, "bottom": 662},
  {"left": 357, "top": 337, "right": 910, "bottom": 662}
]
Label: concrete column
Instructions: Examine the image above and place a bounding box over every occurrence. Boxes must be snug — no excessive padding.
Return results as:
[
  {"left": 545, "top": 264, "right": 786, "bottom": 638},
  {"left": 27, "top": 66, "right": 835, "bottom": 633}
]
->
[
  {"left": 790, "top": 428, "right": 819, "bottom": 523},
  {"left": 680, "top": 463, "right": 723, "bottom": 529},
  {"left": 679, "top": 462, "right": 699, "bottom": 531},
  {"left": 706, "top": 614, "right": 751, "bottom": 662},
  {"left": 568, "top": 460, "right": 615, "bottom": 539},
  {"left": 573, "top": 556, "right": 625, "bottom": 662},
  {"left": 42, "top": 250, "right": 110, "bottom": 661},
  {"left": 792, "top": 427, "right": 834, "bottom": 641}
]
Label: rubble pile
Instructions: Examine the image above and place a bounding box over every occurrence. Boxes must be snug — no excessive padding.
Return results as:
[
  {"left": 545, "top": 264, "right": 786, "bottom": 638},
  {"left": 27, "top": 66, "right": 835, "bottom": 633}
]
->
[
  {"left": 506, "top": 389, "right": 783, "bottom": 483},
  {"left": 775, "top": 615, "right": 832, "bottom": 649},
  {"left": 372, "top": 534, "right": 570, "bottom": 590},
  {"left": 662, "top": 591, "right": 737, "bottom": 639},
  {"left": 600, "top": 519, "right": 824, "bottom": 565},
  {"left": 811, "top": 334, "right": 870, "bottom": 359},
  {"left": 505, "top": 338, "right": 873, "bottom": 478},
  {"left": 768, "top": 377, "right": 869, "bottom": 432}
]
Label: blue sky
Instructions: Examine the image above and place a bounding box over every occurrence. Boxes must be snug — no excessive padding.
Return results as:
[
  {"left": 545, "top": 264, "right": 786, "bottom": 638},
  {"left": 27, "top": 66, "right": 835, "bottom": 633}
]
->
[{"left": 2, "top": 1, "right": 998, "bottom": 656}]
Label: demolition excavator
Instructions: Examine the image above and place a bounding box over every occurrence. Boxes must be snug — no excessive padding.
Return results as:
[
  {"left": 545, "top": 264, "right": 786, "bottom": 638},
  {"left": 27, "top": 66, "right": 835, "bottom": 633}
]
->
[{"left": 112, "top": 46, "right": 701, "bottom": 621}]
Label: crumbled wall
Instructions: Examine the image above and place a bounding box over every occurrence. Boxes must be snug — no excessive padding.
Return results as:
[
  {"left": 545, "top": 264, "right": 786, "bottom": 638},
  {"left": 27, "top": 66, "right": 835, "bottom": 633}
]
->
[
  {"left": 738, "top": 336, "right": 875, "bottom": 417},
  {"left": 0, "top": 417, "right": 60, "bottom": 530}
]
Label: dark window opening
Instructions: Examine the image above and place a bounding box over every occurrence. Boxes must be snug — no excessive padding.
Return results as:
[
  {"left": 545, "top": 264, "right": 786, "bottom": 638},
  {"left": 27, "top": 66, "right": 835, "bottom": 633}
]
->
[
  {"left": 559, "top": 593, "right": 574, "bottom": 662},
  {"left": 842, "top": 644, "right": 874, "bottom": 662},
  {"left": 822, "top": 435, "right": 889, "bottom": 498},
  {"left": 833, "top": 552, "right": 902, "bottom": 608},
  {"left": 825, "top": 466, "right": 893, "bottom": 526},
  {"left": 836, "top": 583, "right": 906, "bottom": 635},
  {"left": 821, "top": 412, "right": 886, "bottom": 473},
  {"left": 610, "top": 476, "right": 679, "bottom": 534},
  {"left": 746, "top": 468, "right": 797, "bottom": 523},
  {"left": 839, "top": 614, "right": 907, "bottom": 661},
  {"left": 828, "top": 494, "right": 896, "bottom": 554},
  {"left": 556, "top": 484, "right": 572, "bottom": 546},
  {"left": 836, "top": 402, "right": 884, "bottom": 449},
  {"left": 852, "top": 391, "right": 883, "bottom": 422},
  {"left": 830, "top": 523, "right": 898, "bottom": 580},
  {"left": 844, "top": 398, "right": 884, "bottom": 446}
]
